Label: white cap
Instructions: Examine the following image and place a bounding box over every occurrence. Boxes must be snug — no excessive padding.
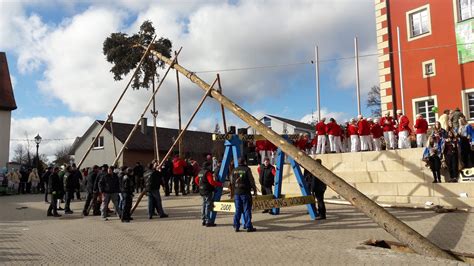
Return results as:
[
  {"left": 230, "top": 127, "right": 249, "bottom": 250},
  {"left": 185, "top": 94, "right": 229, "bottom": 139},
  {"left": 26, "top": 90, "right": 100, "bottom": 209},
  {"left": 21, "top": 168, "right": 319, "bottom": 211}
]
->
[
  {"left": 374, "top": 118, "right": 379, "bottom": 123},
  {"left": 357, "top": 115, "right": 363, "bottom": 119},
  {"left": 367, "top": 117, "right": 373, "bottom": 121},
  {"left": 396, "top": 109, "right": 402, "bottom": 114},
  {"left": 416, "top": 113, "right": 423, "bottom": 118}
]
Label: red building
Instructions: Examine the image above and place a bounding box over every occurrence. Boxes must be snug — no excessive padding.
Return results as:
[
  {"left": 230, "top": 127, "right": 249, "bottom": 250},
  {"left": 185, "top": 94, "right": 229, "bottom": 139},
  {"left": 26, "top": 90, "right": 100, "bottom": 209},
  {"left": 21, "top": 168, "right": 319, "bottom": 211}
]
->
[{"left": 375, "top": 0, "right": 474, "bottom": 125}]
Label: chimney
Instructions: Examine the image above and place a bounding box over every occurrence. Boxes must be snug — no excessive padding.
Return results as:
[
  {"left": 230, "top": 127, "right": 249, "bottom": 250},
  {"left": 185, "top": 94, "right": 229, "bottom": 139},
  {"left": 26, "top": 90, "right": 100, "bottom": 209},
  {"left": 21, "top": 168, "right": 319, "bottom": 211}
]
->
[{"left": 140, "top": 117, "right": 147, "bottom": 135}]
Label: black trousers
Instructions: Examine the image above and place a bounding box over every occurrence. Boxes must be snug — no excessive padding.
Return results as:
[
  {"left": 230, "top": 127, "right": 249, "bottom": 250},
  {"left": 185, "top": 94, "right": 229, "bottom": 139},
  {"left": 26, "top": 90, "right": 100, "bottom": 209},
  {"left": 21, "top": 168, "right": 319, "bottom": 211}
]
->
[
  {"left": 47, "top": 193, "right": 59, "bottom": 215},
  {"left": 44, "top": 183, "right": 49, "bottom": 202},
  {"left": 135, "top": 176, "right": 144, "bottom": 193},
  {"left": 162, "top": 176, "right": 171, "bottom": 195},
  {"left": 122, "top": 193, "right": 133, "bottom": 221},
  {"left": 460, "top": 137, "right": 471, "bottom": 168},
  {"left": 313, "top": 189, "right": 326, "bottom": 217},
  {"left": 83, "top": 192, "right": 101, "bottom": 215},
  {"left": 446, "top": 153, "right": 459, "bottom": 181},
  {"left": 65, "top": 190, "right": 75, "bottom": 211},
  {"left": 173, "top": 175, "right": 185, "bottom": 195}
]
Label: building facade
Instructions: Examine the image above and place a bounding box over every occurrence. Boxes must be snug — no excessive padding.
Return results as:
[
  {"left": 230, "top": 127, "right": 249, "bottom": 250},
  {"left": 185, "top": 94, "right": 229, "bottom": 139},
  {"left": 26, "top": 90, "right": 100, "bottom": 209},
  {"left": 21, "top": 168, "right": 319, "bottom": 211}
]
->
[
  {"left": 72, "top": 119, "right": 218, "bottom": 168},
  {"left": 375, "top": 0, "right": 474, "bottom": 124},
  {"left": 0, "top": 52, "right": 17, "bottom": 168}
]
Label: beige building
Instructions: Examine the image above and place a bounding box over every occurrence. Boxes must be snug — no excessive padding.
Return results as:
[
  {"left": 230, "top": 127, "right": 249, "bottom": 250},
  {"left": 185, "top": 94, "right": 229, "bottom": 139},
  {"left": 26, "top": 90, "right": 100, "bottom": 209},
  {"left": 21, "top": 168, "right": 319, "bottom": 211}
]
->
[
  {"left": 0, "top": 52, "right": 17, "bottom": 168},
  {"left": 72, "top": 119, "right": 218, "bottom": 168}
]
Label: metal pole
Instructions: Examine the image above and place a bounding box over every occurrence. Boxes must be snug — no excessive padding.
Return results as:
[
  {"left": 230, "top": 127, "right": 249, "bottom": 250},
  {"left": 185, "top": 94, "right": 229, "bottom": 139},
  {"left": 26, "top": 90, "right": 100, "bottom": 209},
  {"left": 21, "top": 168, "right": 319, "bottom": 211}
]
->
[
  {"left": 315, "top": 45, "right": 321, "bottom": 121},
  {"left": 146, "top": 48, "right": 457, "bottom": 261},
  {"left": 76, "top": 36, "right": 157, "bottom": 169},
  {"left": 35, "top": 144, "right": 39, "bottom": 170},
  {"left": 111, "top": 47, "right": 182, "bottom": 166},
  {"left": 130, "top": 77, "right": 218, "bottom": 214},
  {"left": 355, "top": 37, "right": 361, "bottom": 116},
  {"left": 397, "top": 27, "right": 405, "bottom": 114}
]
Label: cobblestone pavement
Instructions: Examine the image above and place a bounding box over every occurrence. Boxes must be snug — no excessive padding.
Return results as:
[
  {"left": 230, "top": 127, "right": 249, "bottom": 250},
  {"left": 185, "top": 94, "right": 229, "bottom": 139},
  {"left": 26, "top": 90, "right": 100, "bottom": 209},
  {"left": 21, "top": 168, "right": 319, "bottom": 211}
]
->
[{"left": 0, "top": 193, "right": 472, "bottom": 265}]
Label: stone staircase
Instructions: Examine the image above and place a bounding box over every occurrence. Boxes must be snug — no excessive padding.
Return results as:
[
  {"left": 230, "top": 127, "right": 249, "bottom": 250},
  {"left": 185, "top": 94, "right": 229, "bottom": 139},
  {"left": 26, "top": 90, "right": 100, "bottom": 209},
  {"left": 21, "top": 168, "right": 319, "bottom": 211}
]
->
[{"left": 250, "top": 148, "right": 474, "bottom": 208}]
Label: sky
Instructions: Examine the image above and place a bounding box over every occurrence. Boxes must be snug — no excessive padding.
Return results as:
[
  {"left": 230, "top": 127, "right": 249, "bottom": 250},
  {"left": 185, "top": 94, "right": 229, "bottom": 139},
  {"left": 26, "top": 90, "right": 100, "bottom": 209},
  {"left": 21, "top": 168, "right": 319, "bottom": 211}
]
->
[{"left": 0, "top": 0, "right": 380, "bottom": 161}]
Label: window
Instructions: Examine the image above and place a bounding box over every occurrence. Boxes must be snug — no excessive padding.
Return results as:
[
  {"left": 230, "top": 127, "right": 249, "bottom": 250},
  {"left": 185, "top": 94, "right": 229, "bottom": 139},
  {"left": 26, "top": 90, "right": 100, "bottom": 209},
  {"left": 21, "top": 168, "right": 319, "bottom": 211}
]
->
[
  {"left": 459, "top": 0, "right": 474, "bottom": 21},
  {"left": 93, "top": 136, "right": 104, "bottom": 149},
  {"left": 422, "top": 59, "right": 436, "bottom": 78},
  {"left": 406, "top": 4, "right": 432, "bottom": 41},
  {"left": 414, "top": 99, "right": 436, "bottom": 124},
  {"left": 263, "top": 117, "right": 271, "bottom": 128},
  {"left": 465, "top": 91, "right": 474, "bottom": 119}
]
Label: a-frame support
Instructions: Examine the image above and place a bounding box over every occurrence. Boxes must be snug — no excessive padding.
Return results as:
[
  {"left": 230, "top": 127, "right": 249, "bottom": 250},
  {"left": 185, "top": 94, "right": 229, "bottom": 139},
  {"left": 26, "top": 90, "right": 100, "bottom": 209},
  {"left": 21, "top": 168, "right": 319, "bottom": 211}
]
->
[
  {"left": 272, "top": 137, "right": 317, "bottom": 219},
  {"left": 209, "top": 135, "right": 241, "bottom": 223}
]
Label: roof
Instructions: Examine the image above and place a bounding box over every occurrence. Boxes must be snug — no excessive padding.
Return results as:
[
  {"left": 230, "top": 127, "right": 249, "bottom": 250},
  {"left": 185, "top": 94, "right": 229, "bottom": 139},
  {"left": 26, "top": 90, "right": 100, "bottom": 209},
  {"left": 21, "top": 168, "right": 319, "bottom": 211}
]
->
[
  {"left": 74, "top": 120, "right": 215, "bottom": 154},
  {"left": 267, "top": 114, "right": 314, "bottom": 131},
  {"left": 0, "top": 52, "right": 17, "bottom": 111}
]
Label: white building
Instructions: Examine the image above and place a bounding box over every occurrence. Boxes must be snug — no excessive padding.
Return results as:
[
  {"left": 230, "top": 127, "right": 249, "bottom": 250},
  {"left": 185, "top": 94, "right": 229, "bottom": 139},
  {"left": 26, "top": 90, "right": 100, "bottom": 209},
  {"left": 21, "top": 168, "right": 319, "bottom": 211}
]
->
[
  {"left": 0, "top": 52, "right": 17, "bottom": 168},
  {"left": 253, "top": 114, "right": 314, "bottom": 137}
]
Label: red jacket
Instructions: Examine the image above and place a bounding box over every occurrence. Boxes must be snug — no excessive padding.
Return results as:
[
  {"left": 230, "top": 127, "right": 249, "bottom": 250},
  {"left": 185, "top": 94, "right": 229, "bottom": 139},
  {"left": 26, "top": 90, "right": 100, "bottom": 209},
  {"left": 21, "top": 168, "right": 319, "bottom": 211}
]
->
[
  {"left": 296, "top": 136, "right": 309, "bottom": 150},
  {"left": 326, "top": 122, "right": 339, "bottom": 135},
  {"left": 414, "top": 118, "right": 428, "bottom": 134},
  {"left": 348, "top": 124, "right": 358, "bottom": 135},
  {"left": 333, "top": 124, "right": 342, "bottom": 137},
  {"left": 398, "top": 115, "right": 410, "bottom": 131},
  {"left": 172, "top": 157, "right": 187, "bottom": 175},
  {"left": 311, "top": 137, "right": 317, "bottom": 146},
  {"left": 255, "top": 140, "right": 266, "bottom": 152},
  {"left": 315, "top": 121, "right": 327, "bottom": 135},
  {"left": 194, "top": 171, "right": 222, "bottom": 187},
  {"left": 380, "top": 116, "right": 394, "bottom": 132},
  {"left": 358, "top": 119, "right": 371, "bottom": 136},
  {"left": 371, "top": 123, "right": 383, "bottom": 138}
]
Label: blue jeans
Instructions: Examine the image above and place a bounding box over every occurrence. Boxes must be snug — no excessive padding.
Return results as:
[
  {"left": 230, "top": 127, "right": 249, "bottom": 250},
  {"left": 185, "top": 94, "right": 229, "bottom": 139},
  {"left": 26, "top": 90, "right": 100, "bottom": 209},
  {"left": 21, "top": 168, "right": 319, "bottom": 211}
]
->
[
  {"left": 148, "top": 190, "right": 165, "bottom": 217},
  {"left": 201, "top": 192, "right": 214, "bottom": 224},
  {"left": 234, "top": 194, "right": 253, "bottom": 230}
]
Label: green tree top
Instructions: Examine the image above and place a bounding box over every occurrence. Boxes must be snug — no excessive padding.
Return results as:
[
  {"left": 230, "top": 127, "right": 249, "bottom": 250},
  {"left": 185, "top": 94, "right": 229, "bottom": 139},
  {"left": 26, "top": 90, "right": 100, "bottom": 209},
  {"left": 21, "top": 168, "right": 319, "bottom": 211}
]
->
[{"left": 103, "top": 20, "right": 173, "bottom": 90}]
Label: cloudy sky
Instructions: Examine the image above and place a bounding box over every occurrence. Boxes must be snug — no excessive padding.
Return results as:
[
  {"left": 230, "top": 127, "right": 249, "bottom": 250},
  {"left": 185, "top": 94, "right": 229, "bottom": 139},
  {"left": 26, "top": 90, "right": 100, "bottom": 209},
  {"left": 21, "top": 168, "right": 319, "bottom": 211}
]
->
[{"left": 1, "top": 0, "right": 379, "bottom": 160}]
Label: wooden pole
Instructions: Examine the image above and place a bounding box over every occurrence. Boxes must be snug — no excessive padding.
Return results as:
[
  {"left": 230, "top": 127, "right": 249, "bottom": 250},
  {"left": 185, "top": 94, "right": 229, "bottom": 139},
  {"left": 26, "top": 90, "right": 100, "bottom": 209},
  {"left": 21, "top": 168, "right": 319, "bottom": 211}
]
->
[
  {"left": 76, "top": 36, "right": 157, "bottom": 169},
  {"left": 130, "top": 77, "right": 218, "bottom": 214},
  {"left": 217, "top": 74, "right": 228, "bottom": 134},
  {"left": 151, "top": 75, "right": 160, "bottom": 161},
  {"left": 111, "top": 47, "right": 182, "bottom": 167},
  {"left": 109, "top": 116, "right": 118, "bottom": 158},
  {"left": 175, "top": 51, "right": 184, "bottom": 159},
  {"left": 144, "top": 47, "right": 457, "bottom": 261}
]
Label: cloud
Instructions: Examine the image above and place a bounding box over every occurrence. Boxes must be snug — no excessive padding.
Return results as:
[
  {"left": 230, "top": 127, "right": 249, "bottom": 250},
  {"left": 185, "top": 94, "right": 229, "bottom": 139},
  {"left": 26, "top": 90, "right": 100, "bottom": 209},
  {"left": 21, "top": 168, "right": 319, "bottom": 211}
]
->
[
  {"left": 300, "top": 108, "right": 350, "bottom": 124},
  {"left": 9, "top": 116, "right": 94, "bottom": 162}
]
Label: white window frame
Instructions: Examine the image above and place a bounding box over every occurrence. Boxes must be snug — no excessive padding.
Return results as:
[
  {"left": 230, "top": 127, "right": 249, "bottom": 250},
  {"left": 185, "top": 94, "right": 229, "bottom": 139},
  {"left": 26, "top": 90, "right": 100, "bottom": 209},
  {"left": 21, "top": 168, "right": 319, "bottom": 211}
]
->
[
  {"left": 406, "top": 4, "right": 432, "bottom": 41},
  {"left": 412, "top": 95, "right": 438, "bottom": 125},
  {"left": 461, "top": 88, "right": 474, "bottom": 120},
  {"left": 263, "top": 117, "right": 272, "bottom": 129},
  {"left": 454, "top": 0, "right": 474, "bottom": 22},
  {"left": 422, "top": 59, "right": 436, "bottom": 78},
  {"left": 92, "top": 136, "right": 104, "bottom": 149}
]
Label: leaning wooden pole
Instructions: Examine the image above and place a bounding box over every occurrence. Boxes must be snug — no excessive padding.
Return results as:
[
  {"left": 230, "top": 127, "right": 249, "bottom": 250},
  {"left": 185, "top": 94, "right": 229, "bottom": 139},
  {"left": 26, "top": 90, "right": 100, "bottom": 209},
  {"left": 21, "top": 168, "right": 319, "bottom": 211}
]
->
[
  {"left": 130, "top": 77, "right": 218, "bottom": 214},
  {"left": 76, "top": 36, "right": 157, "bottom": 169},
  {"left": 145, "top": 48, "right": 456, "bottom": 261},
  {"left": 175, "top": 51, "right": 184, "bottom": 159},
  {"left": 111, "top": 48, "right": 182, "bottom": 166},
  {"left": 217, "top": 74, "right": 227, "bottom": 134}
]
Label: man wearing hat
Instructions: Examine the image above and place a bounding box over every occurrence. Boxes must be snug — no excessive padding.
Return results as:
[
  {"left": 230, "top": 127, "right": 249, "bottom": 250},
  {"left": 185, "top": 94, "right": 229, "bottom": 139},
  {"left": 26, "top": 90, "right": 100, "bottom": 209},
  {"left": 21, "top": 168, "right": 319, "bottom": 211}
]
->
[
  {"left": 195, "top": 161, "right": 222, "bottom": 227},
  {"left": 380, "top": 111, "right": 396, "bottom": 149},
  {"left": 414, "top": 114, "right": 428, "bottom": 147},
  {"left": 315, "top": 118, "right": 327, "bottom": 154}
]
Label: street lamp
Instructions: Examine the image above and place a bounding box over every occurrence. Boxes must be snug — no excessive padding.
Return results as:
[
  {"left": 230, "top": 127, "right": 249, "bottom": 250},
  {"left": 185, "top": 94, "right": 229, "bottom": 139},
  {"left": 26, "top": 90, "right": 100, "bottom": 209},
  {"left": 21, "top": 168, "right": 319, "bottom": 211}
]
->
[{"left": 34, "top": 134, "right": 42, "bottom": 170}]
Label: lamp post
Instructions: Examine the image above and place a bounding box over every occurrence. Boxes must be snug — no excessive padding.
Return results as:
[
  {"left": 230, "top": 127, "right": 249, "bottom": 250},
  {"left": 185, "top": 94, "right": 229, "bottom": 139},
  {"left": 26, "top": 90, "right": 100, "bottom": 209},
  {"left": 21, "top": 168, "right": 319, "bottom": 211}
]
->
[{"left": 34, "top": 134, "right": 42, "bottom": 170}]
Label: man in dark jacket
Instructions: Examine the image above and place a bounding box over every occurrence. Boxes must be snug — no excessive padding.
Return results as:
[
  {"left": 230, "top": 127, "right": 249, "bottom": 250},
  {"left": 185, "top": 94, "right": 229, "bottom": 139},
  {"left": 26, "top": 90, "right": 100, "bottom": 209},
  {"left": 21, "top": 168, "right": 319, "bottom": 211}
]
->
[
  {"left": 63, "top": 166, "right": 76, "bottom": 214},
  {"left": 98, "top": 166, "right": 121, "bottom": 221},
  {"left": 304, "top": 159, "right": 327, "bottom": 220},
  {"left": 257, "top": 157, "right": 276, "bottom": 214},
  {"left": 42, "top": 167, "right": 52, "bottom": 203},
  {"left": 133, "top": 162, "right": 144, "bottom": 193},
  {"left": 121, "top": 167, "right": 135, "bottom": 223},
  {"left": 82, "top": 165, "right": 100, "bottom": 216},
  {"left": 161, "top": 158, "right": 173, "bottom": 196},
  {"left": 71, "top": 164, "right": 82, "bottom": 200},
  {"left": 230, "top": 157, "right": 257, "bottom": 232},
  {"left": 47, "top": 167, "right": 62, "bottom": 217},
  {"left": 146, "top": 163, "right": 168, "bottom": 219},
  {"left": 195, "top": 161, "right": 222, "bottom": 227}
]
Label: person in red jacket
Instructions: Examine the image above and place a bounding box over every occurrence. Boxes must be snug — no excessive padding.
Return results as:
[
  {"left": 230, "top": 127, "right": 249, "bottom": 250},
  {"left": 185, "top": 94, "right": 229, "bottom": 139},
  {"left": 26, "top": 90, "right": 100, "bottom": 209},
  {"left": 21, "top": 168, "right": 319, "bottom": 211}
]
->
[
  {"left": 195, "top": 162, "right": 223, "bottom": 227},
  {"left": 366, "top": 118, "right": 375, "bottom": 151},
  {"left": 326, "top": 118, "right": 337, "bottom": 153},
  {"left": 414, "top": 114, "right": 428, "bottom": 147},
  {"left": 397, "top": 110, "right": 411, "bottom": 149},
  {"left": 255, "top": 139, "right": 267, "bottom": 164},
  {"left": 348, "top": 118, "right": 359, "bottom": 152},
  {"left": 371, "top": 118, "right": 384, "bottom": 151},
  {"left": 172, "top": 155, "right": 187, "bottom": 196},
  {"left": 357, "top": 115, "right": 371, "bottom": 151},
  {"left": 380, "top": 111, "right": 396, "bottom": 150},
  {"left": 315, "top": 118, "right": 327, "bottom": 154}
]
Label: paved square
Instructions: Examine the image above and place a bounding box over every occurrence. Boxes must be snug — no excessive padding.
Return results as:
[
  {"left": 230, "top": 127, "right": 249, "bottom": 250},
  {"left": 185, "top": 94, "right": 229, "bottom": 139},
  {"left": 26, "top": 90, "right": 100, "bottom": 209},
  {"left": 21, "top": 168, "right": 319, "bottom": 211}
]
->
[{"left": 0, "top": 193, "right": 472, "bottom": 265}]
